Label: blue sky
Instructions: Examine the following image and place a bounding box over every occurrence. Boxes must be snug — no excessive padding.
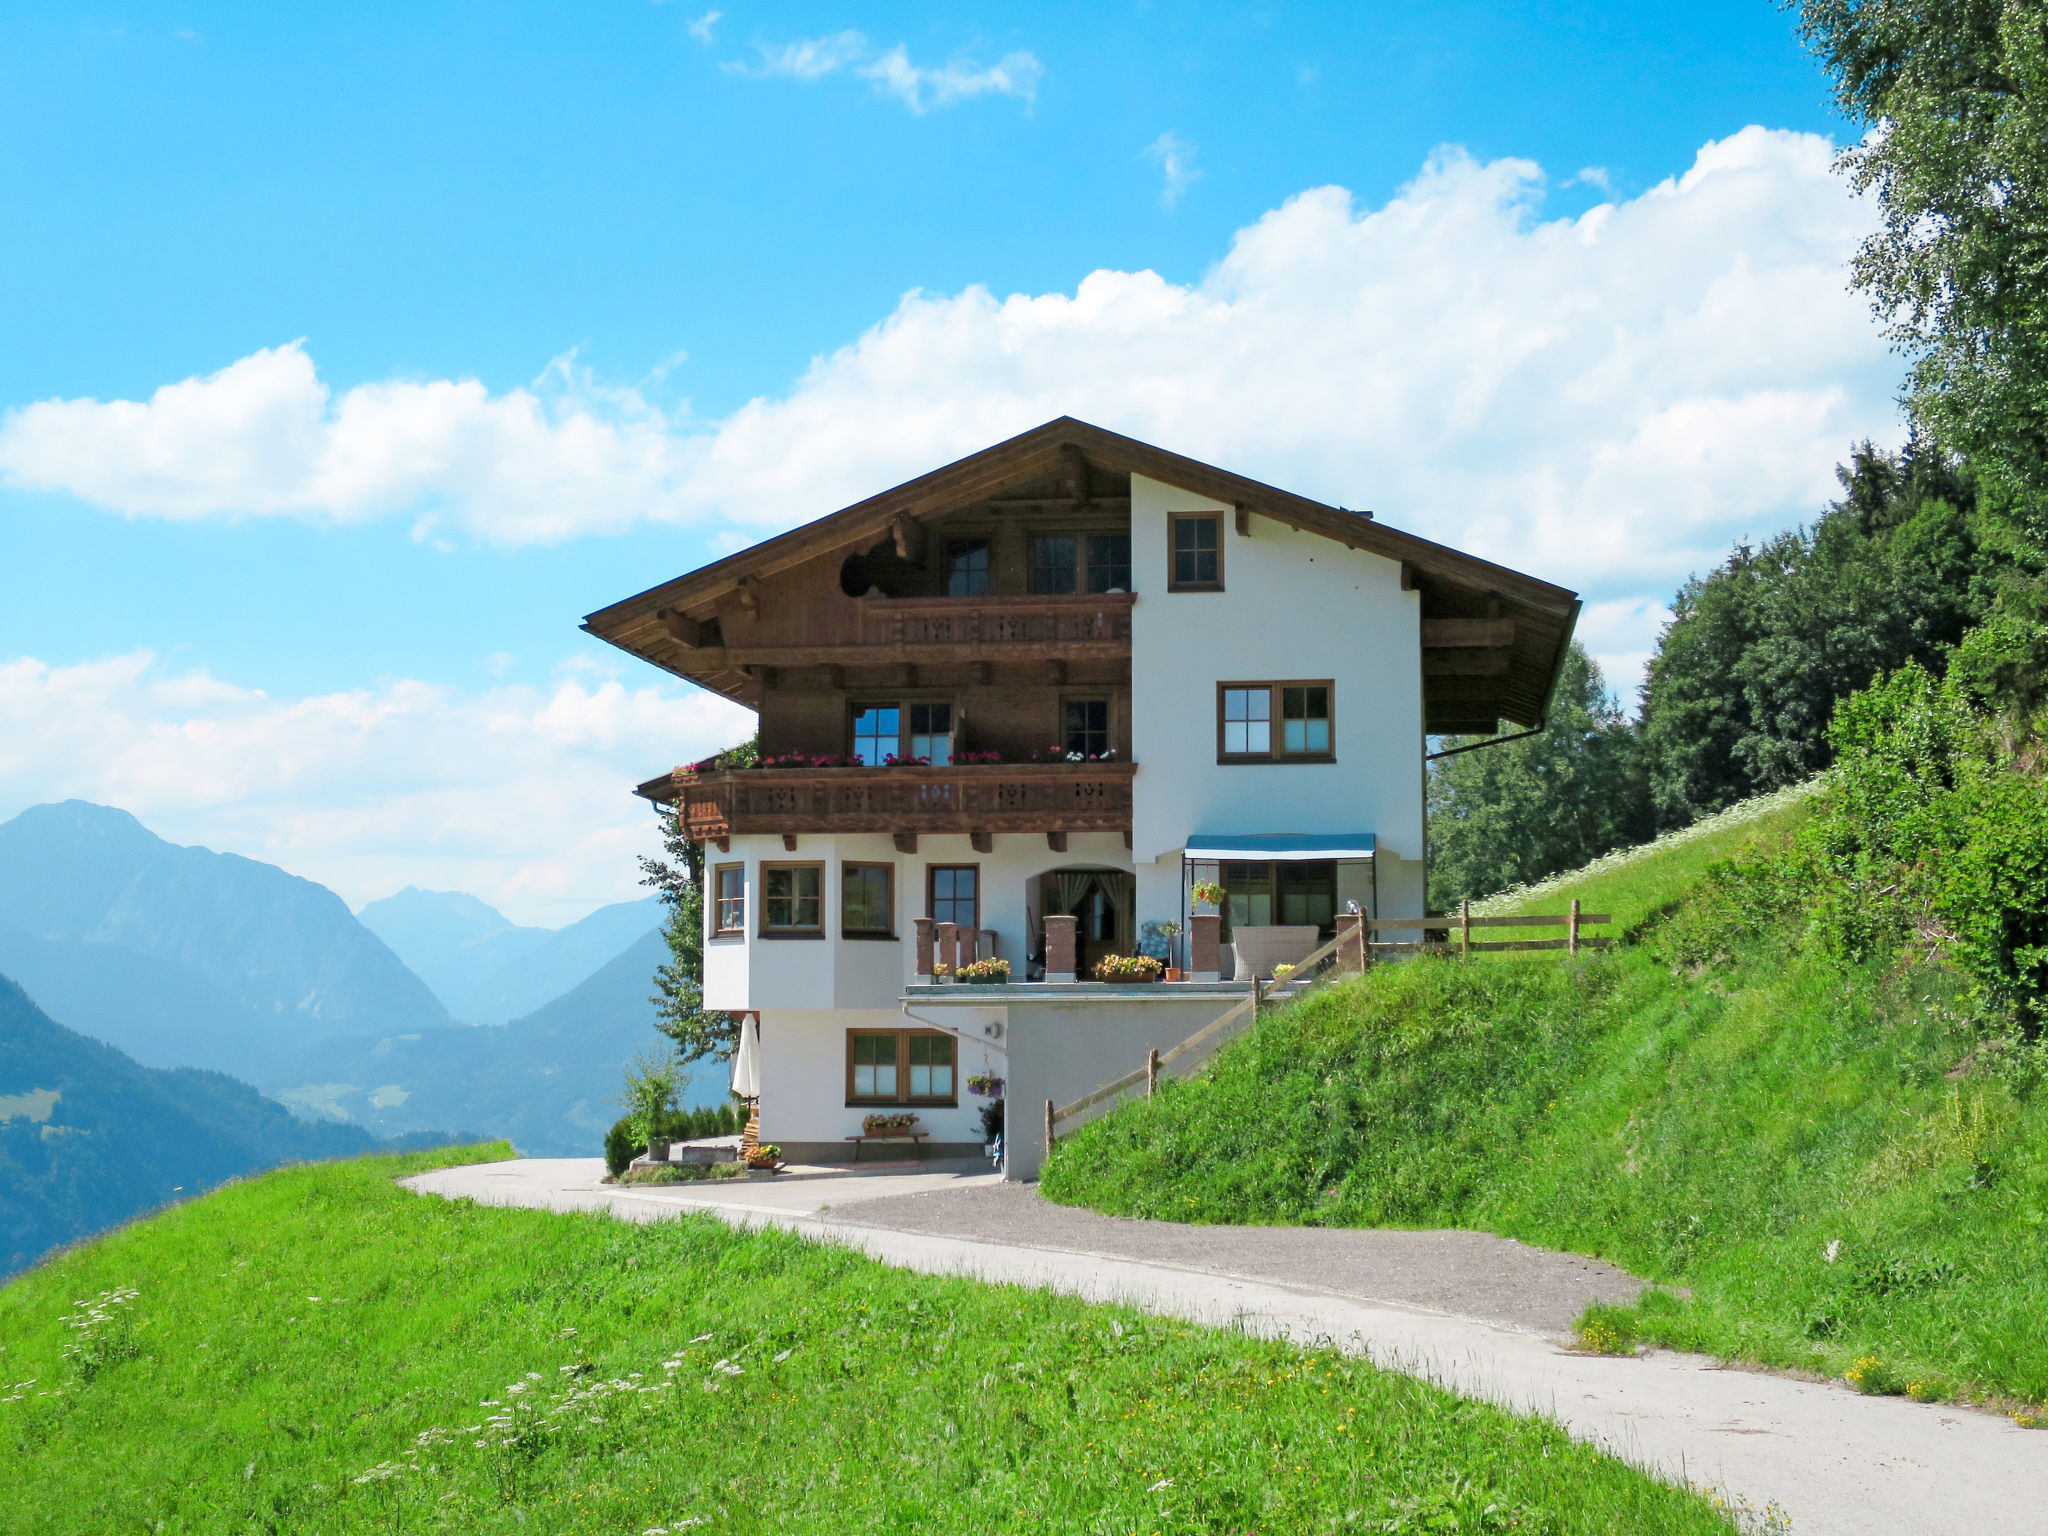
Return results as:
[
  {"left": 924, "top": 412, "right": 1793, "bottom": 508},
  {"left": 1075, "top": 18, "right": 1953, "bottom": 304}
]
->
[{"left": 0, "top": 2, "right": 1896, "bottom": 922}]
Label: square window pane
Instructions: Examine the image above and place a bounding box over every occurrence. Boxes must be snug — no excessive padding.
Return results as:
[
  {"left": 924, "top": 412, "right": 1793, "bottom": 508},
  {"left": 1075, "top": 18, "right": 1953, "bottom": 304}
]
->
[
  {"left": 843, "top": 866, "right": 892, "bottom": 933},
  {"left": 946, "top": 540, "right": 990, "bottom": 596},
  {"left": 854, "top": 1063, "right": 876, "bottom": 1096},
  {"left": 853, "top": 705, "right": 900, "bottom": 765},
  {"left": 930, "top": 866, "right": 977, "bottom": 927},
  {"left": 1086, "top": 533, "right": 1131, "bottom": 592},
  {"left": 908, "top": 702, "right": 952, "bottom": 764},
  {"left": 1305, "top": 719, "right": 1329, "bottom": 752},
  {"left": 1030, "top": 535, "right": 1077, "bottom": 594},
  {"left": 1063, "top": 698, "right": 1109, "bottom": 757}
]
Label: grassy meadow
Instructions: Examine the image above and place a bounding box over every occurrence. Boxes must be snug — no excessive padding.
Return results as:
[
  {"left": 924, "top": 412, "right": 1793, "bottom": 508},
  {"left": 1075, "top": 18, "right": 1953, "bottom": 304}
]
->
[
  {"left": 0, "top": 1144, "right": 1739, "bottom": 1535},
  {"left": 1042, "top": 790, "right": 2048, "bottom": 1417}
]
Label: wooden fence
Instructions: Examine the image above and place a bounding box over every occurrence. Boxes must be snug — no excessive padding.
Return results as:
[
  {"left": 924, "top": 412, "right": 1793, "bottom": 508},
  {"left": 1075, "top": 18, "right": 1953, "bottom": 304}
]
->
[{"left": 1043, "top": 900, "right": 1613, "bottom": 1149}]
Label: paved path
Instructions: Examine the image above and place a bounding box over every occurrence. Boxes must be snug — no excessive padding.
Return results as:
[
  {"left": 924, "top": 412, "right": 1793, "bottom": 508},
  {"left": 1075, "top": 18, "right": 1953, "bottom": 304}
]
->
[{"left": 405, "top": 1158, "right": 2048, "bottom": 1536}]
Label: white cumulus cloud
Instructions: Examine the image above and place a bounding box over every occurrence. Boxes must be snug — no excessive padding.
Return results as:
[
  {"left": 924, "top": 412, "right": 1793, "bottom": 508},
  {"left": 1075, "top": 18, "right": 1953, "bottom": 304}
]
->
[
  {"left": 0, "top": 652, "right": 755, "bottom": 927},
  {"left": 0, "top": 127, "right": 1900, "bottom": 683}
]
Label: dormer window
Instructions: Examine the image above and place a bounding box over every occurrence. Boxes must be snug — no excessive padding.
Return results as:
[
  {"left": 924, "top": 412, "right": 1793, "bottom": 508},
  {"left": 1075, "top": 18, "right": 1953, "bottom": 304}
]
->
[{"left": 1168, "top": 513, "right": 1223, "bottom": 591}]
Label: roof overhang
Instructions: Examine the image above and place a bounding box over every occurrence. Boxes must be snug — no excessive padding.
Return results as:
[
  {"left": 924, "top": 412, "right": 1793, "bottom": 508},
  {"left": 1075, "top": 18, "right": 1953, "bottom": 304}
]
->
[{"left": 581, "top": 416, "right": 1581, "bottom": 733}]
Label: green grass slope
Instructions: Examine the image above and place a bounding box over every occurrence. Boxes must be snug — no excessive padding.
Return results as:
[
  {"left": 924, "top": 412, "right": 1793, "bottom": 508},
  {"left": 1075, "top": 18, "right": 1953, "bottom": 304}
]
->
[
  {"left": 0, "top": 1148, "right": 1738, "bottom": 1535},
  {"left": 1043, "top": 787, "right": 2048, "bottom": 1415}
]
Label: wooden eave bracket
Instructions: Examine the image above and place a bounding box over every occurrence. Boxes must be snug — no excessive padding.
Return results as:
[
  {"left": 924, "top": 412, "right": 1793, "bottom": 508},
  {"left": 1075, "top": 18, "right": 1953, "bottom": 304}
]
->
[
  {"left": 655, "top": 608, "right": 705, "bottom": 648},
  {"left": 892, "top": 831, "right": 918, "bottom": 854},
  {"left": 735, "top": 577, "right": 761, "bottom": 619},
  {"left": 892, "top": 513, "right": 926, "bottom": 562},
  {"left": 971, "top": 830, "right": 994, "bottom": 853}
]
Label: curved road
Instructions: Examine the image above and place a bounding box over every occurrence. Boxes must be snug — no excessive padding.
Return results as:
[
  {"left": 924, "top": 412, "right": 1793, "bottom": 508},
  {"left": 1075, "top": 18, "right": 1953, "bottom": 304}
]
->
[{"left": 404, "top": 1157, "right": 2047, "bottom": 1535}]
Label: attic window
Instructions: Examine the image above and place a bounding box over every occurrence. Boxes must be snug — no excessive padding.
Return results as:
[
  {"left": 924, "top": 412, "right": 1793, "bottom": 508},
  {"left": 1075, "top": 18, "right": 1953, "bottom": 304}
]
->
[
  {"left": 1168, "top": 514, "right": 1223, "bottom": 591},
  {"left": 945, "top": 540, "right": 991, "bottom": 596}
]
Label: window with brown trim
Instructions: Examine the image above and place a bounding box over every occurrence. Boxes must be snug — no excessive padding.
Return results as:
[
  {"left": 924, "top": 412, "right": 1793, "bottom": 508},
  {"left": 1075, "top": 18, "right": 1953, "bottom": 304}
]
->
[
  {"left": 1062, "top": 697, "right": 1110, "bottom": 757},
  {"left": 713, "top": 864, "right": 745, "bottom": 935},
  {"left": 927, "top": 864, "right": 979, "bottom": 930},
  {"left": 846, "top": 1029, "right": 956, "bottom": 1105},
  {"left": 760, "top": 862, "right": 824, "bottom": 935},
  {"left": 1217, "top": 682, "right": 1335, "bottom": 762},
  {"left": 850, "top": 700, "right": 954, "bottom": 765},
  {"left": 841, "top": 862, "right": 895, "bottom": 937},
  {"left": 1168, "top": 512, "right": 1223, "bottom": 591}
]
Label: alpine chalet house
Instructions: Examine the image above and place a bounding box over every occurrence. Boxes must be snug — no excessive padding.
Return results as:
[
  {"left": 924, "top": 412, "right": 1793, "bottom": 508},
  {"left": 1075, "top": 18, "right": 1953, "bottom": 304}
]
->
[{"left": 584, "top": 419, "right": 1578, "bottom": 1175}]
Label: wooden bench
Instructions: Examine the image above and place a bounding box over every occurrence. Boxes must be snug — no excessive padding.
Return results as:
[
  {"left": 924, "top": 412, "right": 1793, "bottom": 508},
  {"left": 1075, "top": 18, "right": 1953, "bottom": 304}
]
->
[{"left": 845, "top": 1133, "right": 928, "bottom": 1163}]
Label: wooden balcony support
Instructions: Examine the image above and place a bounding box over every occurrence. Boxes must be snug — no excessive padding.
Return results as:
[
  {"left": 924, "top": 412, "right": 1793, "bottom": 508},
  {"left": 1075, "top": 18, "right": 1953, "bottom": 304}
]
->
[{"left": 641, "top": 761, "right": 1137, "bottom": 843}]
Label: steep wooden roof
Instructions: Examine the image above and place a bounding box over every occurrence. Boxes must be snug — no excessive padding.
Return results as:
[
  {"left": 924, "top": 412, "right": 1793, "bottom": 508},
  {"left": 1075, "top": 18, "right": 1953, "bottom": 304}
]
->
[{"left": 582, "top": 416, "right": 1580, "bottom": 733}]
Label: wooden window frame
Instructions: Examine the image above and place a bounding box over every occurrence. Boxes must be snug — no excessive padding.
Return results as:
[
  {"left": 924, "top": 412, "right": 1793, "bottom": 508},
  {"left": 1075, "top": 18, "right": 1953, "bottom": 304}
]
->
[
  {"left": 1085, "top": 530, "right": 1133, "bottom": 593},
  {"left": 1167, "top": 512, "right": 1225, "bottom": 592},
  {"left": 1059, "top": 694, "right": 1113, "bottom": 758},
  {"left": 849, "top": 697, "right": 957, "bottom": 765},
  {"left": 944, "top": 538, "right": 992, "bottom": 597},
  {"left": 1215, "top": 680, "right": 1336, "bottom": 764},
  {"left": 712, "top": 863, "right": 746, "bottom": 937},
  {"left": 758, "top": 861, "right": 826, "bottom": 938},
  {"left": 1028, "top": 532, "right": 1080, "bottom": 595},
  {"left": 926, "top": 863, "right": 981, "bottom": 932},
  {"left": 845, "top": 1028, "right": 958, "bottom": 1107},
  {"left": 841, "top": 861, "right": 897, "bottom": 939}
]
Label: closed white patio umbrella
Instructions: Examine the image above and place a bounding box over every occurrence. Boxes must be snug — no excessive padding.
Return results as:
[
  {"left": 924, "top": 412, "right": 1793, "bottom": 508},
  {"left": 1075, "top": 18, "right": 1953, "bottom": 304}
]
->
[{"left": 730, "top": 1013, "right": 761, "bottom": 1100}]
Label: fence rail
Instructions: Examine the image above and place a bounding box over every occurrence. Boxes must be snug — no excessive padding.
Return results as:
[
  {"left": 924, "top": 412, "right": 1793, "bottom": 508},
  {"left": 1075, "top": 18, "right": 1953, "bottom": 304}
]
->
[{"left": 1043, "top": 899, "right": 1615, "bottom": 1151}]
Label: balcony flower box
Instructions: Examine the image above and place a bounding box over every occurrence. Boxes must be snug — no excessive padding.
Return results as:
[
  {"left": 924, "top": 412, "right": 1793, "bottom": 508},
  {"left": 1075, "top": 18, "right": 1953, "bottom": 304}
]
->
[
  {"left": 1094, "top": 954, "right": 1164, "bottom": 984},
  {"left": 957, "top": 958, "right": 1010, "bottom": 985}
]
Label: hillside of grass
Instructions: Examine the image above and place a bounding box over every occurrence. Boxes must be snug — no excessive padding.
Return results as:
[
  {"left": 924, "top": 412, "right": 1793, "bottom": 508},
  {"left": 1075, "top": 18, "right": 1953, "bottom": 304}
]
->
[
  {"left": 0, "top": 1145, "right": 1737, "bottom": 1534},
  {"left": 1042, "top": 784, "right": 2048, "bottom": 1416}
]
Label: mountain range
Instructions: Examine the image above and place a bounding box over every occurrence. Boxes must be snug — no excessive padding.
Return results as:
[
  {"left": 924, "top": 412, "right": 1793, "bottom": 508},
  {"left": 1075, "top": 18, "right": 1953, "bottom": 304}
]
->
[
  {"left": 356, "top": 886, "right": 661, "bottom": 1024},
  {"left": 0, "top": 973, "right": 410, "bottom": 1279},
  {"left": 0, "top": 801, "right": 702, "bottom": 1161}
]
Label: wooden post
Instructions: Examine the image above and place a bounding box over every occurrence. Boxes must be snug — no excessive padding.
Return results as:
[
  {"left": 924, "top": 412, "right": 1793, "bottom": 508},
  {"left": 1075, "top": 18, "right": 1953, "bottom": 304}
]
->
[
  {"left": 1568, "top": 897, "right": 1581, "bottom": 957},
  {"left": 1146, "top": 1047, "right": 1160, "bottom": 1098},
  {"left": 1043, "top": 1097, "right": 1056, "bottom": 1155},
  {"left": 1460, "top": 899, "right": 1470, "bottom": 958}
]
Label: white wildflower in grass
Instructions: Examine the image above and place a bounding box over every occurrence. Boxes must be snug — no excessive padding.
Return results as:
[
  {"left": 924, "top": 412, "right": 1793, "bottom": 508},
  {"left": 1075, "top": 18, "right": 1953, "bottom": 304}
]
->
[
  {"left": 1824, "top": 1238, "right": 1842, "bottom": 1263},
  {"left": 1148, "top": 1478, "right": 1174, "bottom": 1492},
  {"left": 713, "top": 1359, "right": 742, "bottom": 1376},
  {"left": 772, "top": 1348, "right": 793, "bottom": 1363},
  {"left": 1471, "top": 778, "right": 1825, "bottom": 915},
  {"left": 688, "top": 1333, "right": 713, "bottom": 1343},
  {"left": 557, "top": 1327, "right": 578, "bottom": 1337}
]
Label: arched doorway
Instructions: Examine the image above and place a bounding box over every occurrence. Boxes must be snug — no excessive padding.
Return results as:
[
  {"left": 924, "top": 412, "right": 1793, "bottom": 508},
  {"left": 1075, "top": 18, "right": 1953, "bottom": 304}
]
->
[{"left": 1037, "top": 867, "right": 1134, "bottom": 979}]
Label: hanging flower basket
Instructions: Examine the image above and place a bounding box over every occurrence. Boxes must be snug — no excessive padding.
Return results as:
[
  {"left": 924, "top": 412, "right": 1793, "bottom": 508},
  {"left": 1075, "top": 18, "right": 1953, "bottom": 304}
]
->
[{"left": 967, "top": 1072, "right": 1006, "bottom": 1098}]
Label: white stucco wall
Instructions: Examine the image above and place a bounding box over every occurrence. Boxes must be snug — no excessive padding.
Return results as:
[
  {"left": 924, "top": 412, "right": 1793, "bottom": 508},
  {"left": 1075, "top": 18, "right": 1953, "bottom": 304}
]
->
[
  {"left": 703, "top": 830, "right": 1134, "bottom": 1014},
  {"left": 756, "top": 1006, "right": 1000, "bottom": 1156},
  {"left": 1126, "top": 473, "right": 1426, "bottom": 921}
]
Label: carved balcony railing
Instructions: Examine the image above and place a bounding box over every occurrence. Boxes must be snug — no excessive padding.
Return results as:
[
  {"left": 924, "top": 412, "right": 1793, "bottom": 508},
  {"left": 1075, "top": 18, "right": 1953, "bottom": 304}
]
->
[
  {"left": 638, "top": 761, "right": 1136, "bottom": 843},
  {"left": 859, "top": 593, "right": 1132, "bottom": 652},
  {"left": 712, "top": 593, "right": 1134, "bottom": 668}
]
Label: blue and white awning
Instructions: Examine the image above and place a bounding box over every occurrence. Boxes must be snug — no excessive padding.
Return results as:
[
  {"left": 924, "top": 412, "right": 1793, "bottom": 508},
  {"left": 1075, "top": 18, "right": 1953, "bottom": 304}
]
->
[{"left": 1183, "top": 833, "right": 1375, "bottom": 862}]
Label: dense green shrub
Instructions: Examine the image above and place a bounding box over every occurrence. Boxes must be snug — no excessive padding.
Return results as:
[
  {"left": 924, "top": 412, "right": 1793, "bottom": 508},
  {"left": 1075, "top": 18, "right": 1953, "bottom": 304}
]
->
[{"left": 604, "top": 1102, "right": 745, "bottom": 1175}]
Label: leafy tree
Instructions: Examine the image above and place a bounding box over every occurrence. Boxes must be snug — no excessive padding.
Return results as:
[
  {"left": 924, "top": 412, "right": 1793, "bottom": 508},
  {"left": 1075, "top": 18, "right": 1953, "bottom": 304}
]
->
[
  {"left": 1797, "top": 0, "right": 2048, "bottom": 522},
  {"left": 638, "top": 734, "right": 757, "bottom": 1065},
  {"left": 1639, "top": 441, "right": 1995, "bottom": 823},
  {"left": 1427, "top": 644, "right": 1651, "bottom": 909}
]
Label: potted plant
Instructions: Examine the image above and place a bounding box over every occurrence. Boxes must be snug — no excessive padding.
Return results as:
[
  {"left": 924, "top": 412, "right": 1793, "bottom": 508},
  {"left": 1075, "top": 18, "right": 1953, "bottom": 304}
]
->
[
  {"left": 957, "top": 957, "right": 1011, "bottom": 985},
  {"left": 617, "top": 1049, "right": 680, "bottom": 1164},
  {"left": 1156, "top": 919, "right": 1184, "bottom": 980},
  {"left": 1094, "top": 953, "right": 1165, "bottom": 983},
  {"left": 967, "top": 1070, "right": 1005, "bottom": 1098}
]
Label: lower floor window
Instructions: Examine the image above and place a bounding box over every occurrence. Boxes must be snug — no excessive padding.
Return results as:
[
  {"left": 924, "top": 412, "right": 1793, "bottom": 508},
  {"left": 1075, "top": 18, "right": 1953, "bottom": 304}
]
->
[
  {"left": 847, "top": 1029, "right": 956, "bottom": 1105},
  {"left": 1221, "top": 859, "right": 1337, "bottom": 938}
]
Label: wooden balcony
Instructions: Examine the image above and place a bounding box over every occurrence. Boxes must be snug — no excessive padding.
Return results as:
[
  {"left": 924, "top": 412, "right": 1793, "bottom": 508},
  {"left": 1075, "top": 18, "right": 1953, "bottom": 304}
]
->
[
  {"left": 638, "top": 760, "right": 1136, "bottom": 845},
  {"left": 700, "top": 592, "right": 1134, "bottom": 669}
]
